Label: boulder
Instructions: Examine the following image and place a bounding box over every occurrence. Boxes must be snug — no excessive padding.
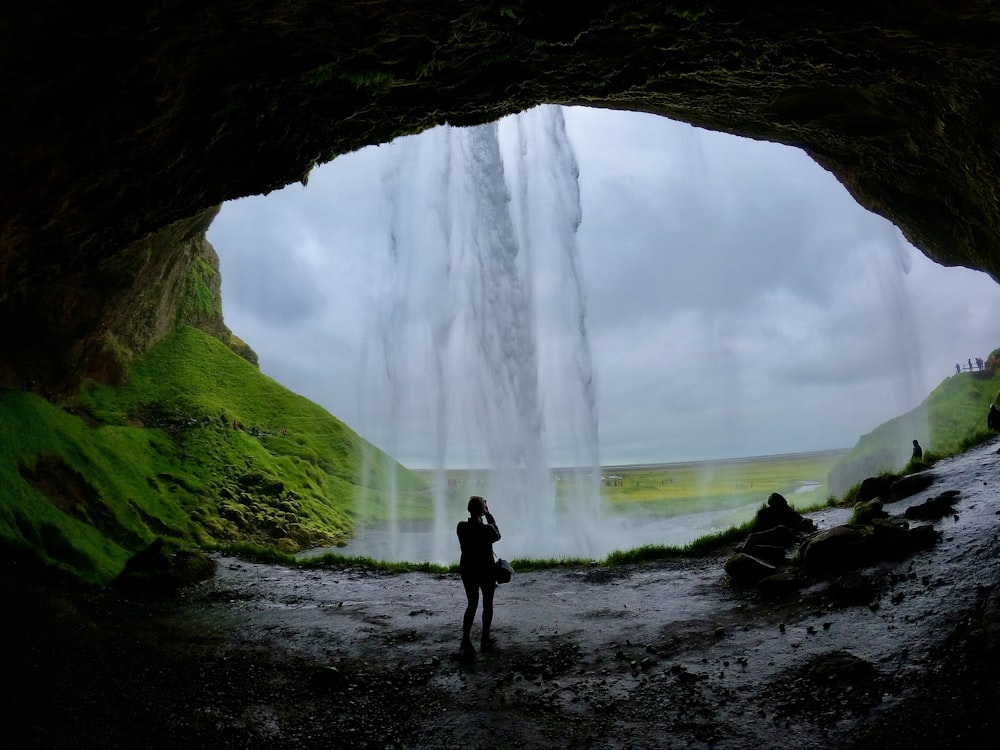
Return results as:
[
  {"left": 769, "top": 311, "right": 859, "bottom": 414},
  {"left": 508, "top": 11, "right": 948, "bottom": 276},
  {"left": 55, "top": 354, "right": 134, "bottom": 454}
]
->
[
  {"left": 904, "top": 493, "right": 958, "bottom": 521},
  {"left": 742, "top": 525, "right": 796, "bottom": 551},
  {"left": 857, "top": 475, "right": 895, "bottom": 503},
  {"left": 751, "top": 493, "right": 816, "bottom": 534},
  {"left": 796, "top": 525, "right": 871, "bottom": 573},
  {"left": 826, "top": 573, "right": 878, "bottom": 606},
  {"left": 741, "top": 525, "right": 796, "bottom": 565},
  {"left": 890, "top": 472, "right": 936, "bottom": 501},
  {"left": 742, "top": 544, "right": 788, "bottom": 566},
  {"left": 757, "top": 569, "right": 808, "bottom": 597},
  {"left": 724, "top": 553, "right": 778, "bottom": 585},
  {"left": 869, "top": 518, "right": 914, "bottom": 558},
  {"left": 850, "top": 499, "right": 889, "bottom": 525},
  {"left": 905, "top": 523, "right": 939, "bottom": 552}
]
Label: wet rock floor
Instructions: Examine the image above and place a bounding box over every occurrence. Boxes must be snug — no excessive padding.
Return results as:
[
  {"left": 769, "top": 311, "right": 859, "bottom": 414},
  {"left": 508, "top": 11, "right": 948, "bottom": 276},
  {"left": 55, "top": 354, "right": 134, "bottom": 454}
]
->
[{"left": 4, "top": 441, "right": 1000, "bottom": 748}]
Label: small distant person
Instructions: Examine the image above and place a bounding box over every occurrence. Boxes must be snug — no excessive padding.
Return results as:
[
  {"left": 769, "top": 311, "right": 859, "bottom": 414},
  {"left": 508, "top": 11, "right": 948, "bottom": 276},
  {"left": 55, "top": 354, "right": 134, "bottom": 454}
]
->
[
  {"left": 989, "top": 404, "right": 1000, "bottom": 431},
  {"left": 456, "top": 495, "right": 501, "bottom": 657},
  {"left": 912, "top": 439, "right": 923, "bottom": 461},
  {"left": 956, "top": 363, "right": 961, "bottom": 375},
  {"left": 969, "top": 358, "right": 973, "bottom": 371}
]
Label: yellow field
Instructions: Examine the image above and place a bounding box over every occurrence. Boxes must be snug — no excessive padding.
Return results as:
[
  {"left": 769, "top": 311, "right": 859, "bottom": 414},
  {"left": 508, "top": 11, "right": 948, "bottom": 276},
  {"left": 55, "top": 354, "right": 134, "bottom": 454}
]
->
[
  {"left": 410, "top": 450, "right": 845, "bottom": 523},
  {"left": 559, "top": 450, "right": 845, "bottom": 518}
]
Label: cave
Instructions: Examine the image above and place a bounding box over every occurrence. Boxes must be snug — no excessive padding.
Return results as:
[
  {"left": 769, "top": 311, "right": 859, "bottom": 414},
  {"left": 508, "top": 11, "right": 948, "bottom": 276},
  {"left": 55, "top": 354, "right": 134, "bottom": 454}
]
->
[
  {"left": 2, "top": 2, "right": 1000, "bottom": 394},
  {"left": 4, "top": 5, "right": 1000, "bottom": 744}
]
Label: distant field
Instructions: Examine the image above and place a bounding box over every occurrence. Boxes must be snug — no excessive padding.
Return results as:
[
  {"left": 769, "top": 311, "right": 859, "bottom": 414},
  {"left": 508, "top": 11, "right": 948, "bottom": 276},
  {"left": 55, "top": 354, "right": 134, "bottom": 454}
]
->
[
  {"left": 589, "top": 450, "right": 845, "bottom": 517},
  {"left": 413, "top": 449, "right": 845, "bottom": 520}
]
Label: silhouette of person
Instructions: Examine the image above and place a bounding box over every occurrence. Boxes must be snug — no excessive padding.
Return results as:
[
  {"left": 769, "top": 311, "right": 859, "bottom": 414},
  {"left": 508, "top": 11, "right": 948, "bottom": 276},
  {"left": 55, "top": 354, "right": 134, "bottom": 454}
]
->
[
  {"left": 456, "top": 495, "right": 501, "bottom": 656},
  {"left": 956, "top": 363, "right": 961, "bottom": 375},
  {"left": 969, "top": 358, "right": 973, "bottom": 371},
  {"left": 911, "top": 439, "right": 923, "bottom": 460},
  {"left": 989, "top": 404, "right": 1000, "bottom": 431}
]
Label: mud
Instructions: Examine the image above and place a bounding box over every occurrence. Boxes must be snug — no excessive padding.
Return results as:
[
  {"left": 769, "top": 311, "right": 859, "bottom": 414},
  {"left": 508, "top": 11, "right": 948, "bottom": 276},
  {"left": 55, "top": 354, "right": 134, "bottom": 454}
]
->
[{"left": 4, "top": 442, "right": 1000, "bottom": 748}]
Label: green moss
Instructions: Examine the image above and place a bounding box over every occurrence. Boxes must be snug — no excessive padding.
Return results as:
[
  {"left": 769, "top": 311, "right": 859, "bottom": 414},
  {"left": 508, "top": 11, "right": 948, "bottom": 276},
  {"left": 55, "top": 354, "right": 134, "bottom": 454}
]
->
[
  {"left": 177, "top": 256, "right": 222, "bottom": 323},
  {"left": 0, "top": 326, "right": 425, "bottom": 584},
  {"left": 340, "top": 69, "right": 395, "bottom": 92},
  {"left": 829, "top": 348, "right": 1000, "bottom": 494}
]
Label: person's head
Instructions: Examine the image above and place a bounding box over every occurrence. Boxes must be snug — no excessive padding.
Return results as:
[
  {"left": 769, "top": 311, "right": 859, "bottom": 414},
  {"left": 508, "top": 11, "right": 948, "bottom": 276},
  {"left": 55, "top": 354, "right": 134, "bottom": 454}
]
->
[
  {"left": 913, "top": 439, "right": 919, "bottom": 446},
  {"left": 467, "top": 495, "right": 487, "bottom": 518}
]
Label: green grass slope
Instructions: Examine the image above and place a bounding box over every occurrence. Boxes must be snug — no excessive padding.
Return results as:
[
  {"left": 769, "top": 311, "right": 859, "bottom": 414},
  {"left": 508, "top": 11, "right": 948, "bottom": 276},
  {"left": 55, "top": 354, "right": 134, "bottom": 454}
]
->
[
  {"left": 0, "top": 326, "right": 426, "bottom": 584},
  {"left": 828, "top": 349, "right": 1000, "bottom": 495}
]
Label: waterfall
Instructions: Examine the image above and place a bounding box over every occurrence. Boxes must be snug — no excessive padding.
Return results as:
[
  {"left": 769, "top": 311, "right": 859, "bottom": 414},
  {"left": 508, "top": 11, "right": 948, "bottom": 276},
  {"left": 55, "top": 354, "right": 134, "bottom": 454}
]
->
[{"left": 354, "top": 105, "right": 606, "bottom": 563}]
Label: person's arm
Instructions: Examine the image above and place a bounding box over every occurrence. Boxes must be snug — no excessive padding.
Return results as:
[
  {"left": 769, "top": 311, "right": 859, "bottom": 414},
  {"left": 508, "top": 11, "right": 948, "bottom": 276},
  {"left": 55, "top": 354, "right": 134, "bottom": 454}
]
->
[{"left": 483, "top": 512, "right": 501, "bottom": 542}]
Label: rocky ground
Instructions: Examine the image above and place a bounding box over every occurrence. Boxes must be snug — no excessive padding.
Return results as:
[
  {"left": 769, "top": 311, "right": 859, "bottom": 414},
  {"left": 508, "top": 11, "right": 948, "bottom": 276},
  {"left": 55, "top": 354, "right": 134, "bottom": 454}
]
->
[{"left": 4, "top": 441, "right": 1000, "bottom": 749}]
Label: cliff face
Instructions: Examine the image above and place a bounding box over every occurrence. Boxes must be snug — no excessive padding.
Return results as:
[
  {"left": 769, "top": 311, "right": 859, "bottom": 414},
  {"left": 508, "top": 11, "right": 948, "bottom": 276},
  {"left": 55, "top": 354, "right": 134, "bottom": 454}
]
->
[
  {"left": 2, "top": 2, "right": 999, "bottom": 389},
  {"left": 0, "top": 207, "right": 252, "bottom": 392}
]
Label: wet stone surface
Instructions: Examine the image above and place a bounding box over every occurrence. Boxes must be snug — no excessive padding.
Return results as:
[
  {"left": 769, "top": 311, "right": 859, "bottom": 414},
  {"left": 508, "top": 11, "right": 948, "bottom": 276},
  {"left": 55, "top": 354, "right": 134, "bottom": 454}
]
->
[{"left": 4, "top": 441, "right": 1000, "bottom": 748}]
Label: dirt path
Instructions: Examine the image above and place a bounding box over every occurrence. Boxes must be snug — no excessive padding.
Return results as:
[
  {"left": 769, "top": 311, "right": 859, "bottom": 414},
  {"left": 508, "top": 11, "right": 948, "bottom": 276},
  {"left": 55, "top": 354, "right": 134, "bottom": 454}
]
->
[{"left": 4, "top": 442, "right": 1000, "bottom": 748}]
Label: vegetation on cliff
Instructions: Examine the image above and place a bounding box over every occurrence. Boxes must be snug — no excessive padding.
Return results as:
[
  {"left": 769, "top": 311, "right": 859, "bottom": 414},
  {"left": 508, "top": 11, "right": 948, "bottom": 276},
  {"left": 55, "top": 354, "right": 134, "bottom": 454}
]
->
[
  {"left": 828, "top": 349, "right": 1000, "bottom": 495},
  {"left": 0, "top": 326, "right": 425, "bottom": 584}
]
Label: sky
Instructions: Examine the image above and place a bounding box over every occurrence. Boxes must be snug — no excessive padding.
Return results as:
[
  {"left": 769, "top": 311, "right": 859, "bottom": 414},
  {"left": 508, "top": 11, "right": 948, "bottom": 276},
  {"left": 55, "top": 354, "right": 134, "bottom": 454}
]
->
[{"left": 207, "top": 106, "right": 1000, "bottom": 469}]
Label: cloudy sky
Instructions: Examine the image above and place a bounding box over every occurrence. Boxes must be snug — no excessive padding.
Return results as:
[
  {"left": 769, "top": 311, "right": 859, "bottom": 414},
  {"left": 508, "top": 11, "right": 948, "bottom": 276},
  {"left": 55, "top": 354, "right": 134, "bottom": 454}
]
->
[{"left": 207, "top": 106, "right": 1000, "bottom": 469}]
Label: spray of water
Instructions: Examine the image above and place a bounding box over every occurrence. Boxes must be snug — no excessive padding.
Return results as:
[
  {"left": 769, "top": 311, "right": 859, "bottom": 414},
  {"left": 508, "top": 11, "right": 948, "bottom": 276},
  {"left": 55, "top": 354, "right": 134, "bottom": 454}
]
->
[
  {"left": 869, "top": 222, "right": 930, "bottom": 465},
  {"left": 351, "top": 105, "right": 612, "bottom": 563}
]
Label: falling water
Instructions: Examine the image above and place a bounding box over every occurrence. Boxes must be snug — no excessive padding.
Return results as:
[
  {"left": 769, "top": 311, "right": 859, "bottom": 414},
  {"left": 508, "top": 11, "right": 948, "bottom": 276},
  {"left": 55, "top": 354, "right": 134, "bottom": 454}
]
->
[
  {"left": 869, "top": 222, "right": 930, "bottom": 465},
  {"left": 352, "top": 105, "right": 606, "bottom": 563}
]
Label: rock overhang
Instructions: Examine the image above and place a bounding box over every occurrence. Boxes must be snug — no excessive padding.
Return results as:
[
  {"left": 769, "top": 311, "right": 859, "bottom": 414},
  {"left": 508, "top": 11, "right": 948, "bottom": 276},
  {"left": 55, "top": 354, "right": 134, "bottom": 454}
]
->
[{"left": 2, "top": 1, "right": 999, "bottom": 389}]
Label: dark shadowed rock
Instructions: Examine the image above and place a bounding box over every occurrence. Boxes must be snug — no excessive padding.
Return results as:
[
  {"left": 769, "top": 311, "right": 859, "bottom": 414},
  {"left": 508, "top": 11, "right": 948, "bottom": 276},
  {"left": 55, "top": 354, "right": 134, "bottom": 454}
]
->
[
  {"left": 741, "top": 525, "right": 796, "bottom": 565},
  {"left": 869, "top": 518, "right": 927, "bottom": 559},
  {"left": 742, "top": 525, "right": 796, "bottom": 551},
  {"left": 724, "top": 553, "right": 778, "bottom": 585},
  {"left": 112, "top": 538, "right": 217, "bottom": 594},
  {"left": 851, "top": 499, "right": 889, "bottom": 525},
  {"left": 742, "top": 544, "right": 788, "bottom": 566},
  {"left": 757, "top": 569, "right": 808, "bottom": 597},
  {"left": 905, "top": 493, "right": 959, "bottom": 521},
  {"left": 891, "top": 472, "right": 936, "bottom": 501},
  {"left": 858, "top": 475, "right": 895, "bottom": 503},
  {"left": 827, "top": 573, "right": 879, "bottom": 606},
  {"left": 905, "top": 524, "right": 939, "bottom": 552},
  {"left": 803, "top": 650, "right": 879, "bottom": 684},
  {"left": 751, "top": 493, "right": 816, "bottom": 534},
  {"left": 796, "top": 525, "right": 871, "bottom": 573}
]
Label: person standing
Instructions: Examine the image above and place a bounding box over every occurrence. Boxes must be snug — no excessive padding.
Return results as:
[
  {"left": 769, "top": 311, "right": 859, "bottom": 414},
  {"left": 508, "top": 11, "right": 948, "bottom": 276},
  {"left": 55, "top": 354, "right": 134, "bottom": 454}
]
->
[
  {"left": 456, "top": 495, "right": 501, "bottom": 656},
  {"left": 912, "top": 439, "right": 923, "bottom": 461}
]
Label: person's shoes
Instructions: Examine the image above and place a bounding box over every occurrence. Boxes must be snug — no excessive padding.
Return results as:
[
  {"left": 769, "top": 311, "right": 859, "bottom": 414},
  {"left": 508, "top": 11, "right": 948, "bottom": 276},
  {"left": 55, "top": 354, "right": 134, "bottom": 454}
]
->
[
  {"left": 480, "top": 636, "right": 496, "bottom": 653},
  {"left": 460, "top": 639, "right": 476, "bottom": 657}
]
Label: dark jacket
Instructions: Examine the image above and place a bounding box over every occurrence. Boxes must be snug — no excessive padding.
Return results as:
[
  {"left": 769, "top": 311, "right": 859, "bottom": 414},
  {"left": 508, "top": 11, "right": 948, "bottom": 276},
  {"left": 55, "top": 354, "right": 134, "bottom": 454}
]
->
[{"left": 457, "top": 514, "right": 501, "bottom": 580}]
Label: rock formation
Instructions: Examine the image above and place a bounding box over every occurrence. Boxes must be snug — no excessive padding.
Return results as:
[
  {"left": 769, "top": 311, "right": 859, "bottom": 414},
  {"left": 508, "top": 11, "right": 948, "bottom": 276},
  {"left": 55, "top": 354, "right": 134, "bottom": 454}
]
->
[{"left": 2, "top": 2, "right": 1000, "bottom": 389}]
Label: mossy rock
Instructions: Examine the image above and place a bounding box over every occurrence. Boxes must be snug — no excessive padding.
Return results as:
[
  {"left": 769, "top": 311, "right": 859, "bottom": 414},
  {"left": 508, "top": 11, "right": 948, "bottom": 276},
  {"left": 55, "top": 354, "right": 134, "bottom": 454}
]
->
[{"left": 850, "top": 499, "right": 889, "bottom": 525}]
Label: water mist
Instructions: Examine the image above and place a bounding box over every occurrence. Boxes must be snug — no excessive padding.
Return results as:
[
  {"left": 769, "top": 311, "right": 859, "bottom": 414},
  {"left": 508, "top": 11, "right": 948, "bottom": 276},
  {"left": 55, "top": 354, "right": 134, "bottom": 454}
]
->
[
  {"left": 354, "top": 105, "right": 608, "bottom": 564},
  {"left": 869, "top": 222, "right": 930, "bottom": 466}
]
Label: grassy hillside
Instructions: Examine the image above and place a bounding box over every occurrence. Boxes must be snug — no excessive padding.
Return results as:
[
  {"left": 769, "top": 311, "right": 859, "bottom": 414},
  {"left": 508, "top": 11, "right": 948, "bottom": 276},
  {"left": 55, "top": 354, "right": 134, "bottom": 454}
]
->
[
  {"left": 0, "top": 326, "right": 426, "bottom": 584},
  {"left": 828, "top": 349, "right": 1000, "bottom": 495}
]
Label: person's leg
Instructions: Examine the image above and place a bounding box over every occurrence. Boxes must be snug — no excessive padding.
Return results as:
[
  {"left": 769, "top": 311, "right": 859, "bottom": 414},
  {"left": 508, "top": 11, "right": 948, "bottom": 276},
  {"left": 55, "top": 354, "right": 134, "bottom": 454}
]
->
[
  {"left": 480, "top": 582, "right": 496, "bottom": 649},
  {"left": 462, "top": 576, "right": 479, "bottom": 652}
]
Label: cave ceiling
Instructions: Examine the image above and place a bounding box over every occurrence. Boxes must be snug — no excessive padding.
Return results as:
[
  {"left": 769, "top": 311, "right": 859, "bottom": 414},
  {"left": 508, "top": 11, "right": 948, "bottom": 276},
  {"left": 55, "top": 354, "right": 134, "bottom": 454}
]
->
[{"left": 1, "top": 1, "right": 999, "bottom": 389}]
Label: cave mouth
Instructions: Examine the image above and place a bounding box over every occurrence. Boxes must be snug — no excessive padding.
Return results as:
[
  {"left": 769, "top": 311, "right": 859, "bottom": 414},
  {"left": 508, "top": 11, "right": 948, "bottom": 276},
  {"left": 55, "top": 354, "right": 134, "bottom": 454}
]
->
[
  {"left": 208, "top": 105, "right": 1000, "bottom": 562},
  {"left": 209, "top": 105, "right": 1000, "bottom": 468}
]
